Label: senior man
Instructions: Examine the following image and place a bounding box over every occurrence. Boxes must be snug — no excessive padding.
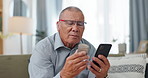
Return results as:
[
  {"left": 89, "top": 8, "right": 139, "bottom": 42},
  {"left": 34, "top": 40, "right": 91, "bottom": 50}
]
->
[{"left": 29, "top": 6, "right": 110, "bottom": 78}]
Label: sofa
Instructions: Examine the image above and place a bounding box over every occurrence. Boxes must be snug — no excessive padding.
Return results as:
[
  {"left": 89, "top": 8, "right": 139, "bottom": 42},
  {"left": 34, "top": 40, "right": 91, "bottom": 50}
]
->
[
  {"left": 0, "top": 54, "right": 147, "bottom": 78},
  {"left": 0, "top": 54, "right": 31, "bottom": 78}
]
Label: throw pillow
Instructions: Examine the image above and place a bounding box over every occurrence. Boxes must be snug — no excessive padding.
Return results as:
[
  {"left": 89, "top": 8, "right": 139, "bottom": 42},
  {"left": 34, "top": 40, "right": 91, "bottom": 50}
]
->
[{"left": 108, "top": 56, "right": 146, "bottom": 78}]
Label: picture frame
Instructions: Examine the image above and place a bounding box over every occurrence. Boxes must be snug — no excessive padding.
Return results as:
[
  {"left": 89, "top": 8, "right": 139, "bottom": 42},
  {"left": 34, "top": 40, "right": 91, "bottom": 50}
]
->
[{"left": 137, "top": 40, "right": 148, "bottom": 53}]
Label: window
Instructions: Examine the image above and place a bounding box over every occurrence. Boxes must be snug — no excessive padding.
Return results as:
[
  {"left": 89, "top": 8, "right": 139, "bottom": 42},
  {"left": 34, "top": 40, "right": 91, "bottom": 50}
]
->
[{"left": 62, "top": 0, "right": 129, "bottom": 54}]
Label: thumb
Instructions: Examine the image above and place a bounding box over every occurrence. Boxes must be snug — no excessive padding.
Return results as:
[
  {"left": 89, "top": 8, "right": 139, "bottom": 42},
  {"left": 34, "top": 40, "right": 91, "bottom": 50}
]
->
[{"left": 75, "top": 49, "right": 78, "bottom": 54}]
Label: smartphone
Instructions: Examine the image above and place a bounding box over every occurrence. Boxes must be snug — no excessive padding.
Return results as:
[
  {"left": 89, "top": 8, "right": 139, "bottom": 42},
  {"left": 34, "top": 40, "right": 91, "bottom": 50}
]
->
[{"left": 92, "top": 44, "right": 112, "bottom": 67}]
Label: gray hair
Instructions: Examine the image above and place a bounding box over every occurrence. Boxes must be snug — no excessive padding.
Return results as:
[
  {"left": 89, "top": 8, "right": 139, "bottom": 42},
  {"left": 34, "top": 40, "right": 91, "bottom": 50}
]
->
[{"left": 59, "top": 6, "right": 84, "bottom": 19}]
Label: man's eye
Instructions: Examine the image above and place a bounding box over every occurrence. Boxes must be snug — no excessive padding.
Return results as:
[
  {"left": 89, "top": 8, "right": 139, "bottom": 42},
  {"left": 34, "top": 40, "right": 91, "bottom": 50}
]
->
[
  {"left": 77, "top": 22, "right": 84, "bottom": 26},
  {"left": 66, "top": 21, "right": 74, "bottom": 25}
]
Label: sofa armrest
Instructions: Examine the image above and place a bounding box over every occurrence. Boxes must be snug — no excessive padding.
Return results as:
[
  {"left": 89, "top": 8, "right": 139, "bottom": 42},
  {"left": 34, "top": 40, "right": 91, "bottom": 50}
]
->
[{"left": 0, "top": 54, "right": 31, "bottom": 78}]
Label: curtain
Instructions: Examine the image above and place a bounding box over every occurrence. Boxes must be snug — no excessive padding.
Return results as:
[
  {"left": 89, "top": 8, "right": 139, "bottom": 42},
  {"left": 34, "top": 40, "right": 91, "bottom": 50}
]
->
[
  {"left": 36, "top": 0, "right": 62, "bottom": 43},
  {"left": 13, "top": 0, "right": 27, "bottom": 16},
  {"left": 36, "top": 0, "right": 48, "bottom": 42},
  {"left": 130, "top": 0, "right": 148, "bottom": 52}
]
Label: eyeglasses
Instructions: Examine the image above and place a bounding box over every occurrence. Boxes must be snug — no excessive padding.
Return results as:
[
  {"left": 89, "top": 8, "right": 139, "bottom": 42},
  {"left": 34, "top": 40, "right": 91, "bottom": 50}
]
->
[{"left": 59, "top": 19, "right": 87, "bottom": 26}]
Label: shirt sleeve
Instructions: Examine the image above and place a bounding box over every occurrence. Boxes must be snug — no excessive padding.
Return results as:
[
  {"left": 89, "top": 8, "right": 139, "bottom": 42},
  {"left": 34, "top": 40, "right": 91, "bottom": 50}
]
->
[
  {"left": 28, "top": 40, "right": 56, "bottom": 78},
  {"left": 88, "top": 71, "right": 96, "bottom": 78},
  {"left": 87, "top": 42, "right": 96, "bottom": 78},
  {"left": 53, "top": 72, "right": 61, "bottom": 78}
]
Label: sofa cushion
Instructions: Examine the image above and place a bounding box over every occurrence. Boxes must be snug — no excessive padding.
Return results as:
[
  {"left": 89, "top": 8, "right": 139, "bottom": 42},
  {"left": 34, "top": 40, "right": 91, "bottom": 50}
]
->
[{"left": 108, "top": 56, "right": 146, "bottom": 78}]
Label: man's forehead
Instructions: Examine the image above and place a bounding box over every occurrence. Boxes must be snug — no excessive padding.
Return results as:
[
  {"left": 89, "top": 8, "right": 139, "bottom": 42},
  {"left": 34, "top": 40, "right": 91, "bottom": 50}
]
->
[{"left": 60, "top": 10, "right": 84, "bottom": 19}]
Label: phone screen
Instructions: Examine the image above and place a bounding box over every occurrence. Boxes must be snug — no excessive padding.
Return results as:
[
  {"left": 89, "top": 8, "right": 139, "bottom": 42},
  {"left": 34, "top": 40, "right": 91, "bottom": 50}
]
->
[
  {"left": 95, "top": 44, "right": 112, "bottom": 57},
  {"left": 93, "top": 44, "right": 112, "bottom": 67}
]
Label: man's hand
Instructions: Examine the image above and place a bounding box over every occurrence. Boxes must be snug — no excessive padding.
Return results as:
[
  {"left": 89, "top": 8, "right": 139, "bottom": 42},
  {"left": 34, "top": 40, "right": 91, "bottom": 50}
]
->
[
  {"left": 60, "top": 51, "right": 89, "bottom": 78},
  {"left": 87, "top": 55, "right": 110, "bottom": 78}
]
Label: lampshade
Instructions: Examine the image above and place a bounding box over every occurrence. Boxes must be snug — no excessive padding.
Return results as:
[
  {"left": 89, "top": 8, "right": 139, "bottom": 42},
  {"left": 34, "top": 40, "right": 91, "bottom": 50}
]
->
[{"left": 8, "top": 16, "right": 33, "bottom": 34}]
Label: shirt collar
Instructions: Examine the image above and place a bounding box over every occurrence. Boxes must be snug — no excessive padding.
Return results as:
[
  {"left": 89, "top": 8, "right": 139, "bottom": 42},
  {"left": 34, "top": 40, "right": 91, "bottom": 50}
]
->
[
  {"left": 54, "top": 32, "right": 83, "bottom": 50},
  {"left": 54, "top": 32, "right": 65, "bottom": 50}
]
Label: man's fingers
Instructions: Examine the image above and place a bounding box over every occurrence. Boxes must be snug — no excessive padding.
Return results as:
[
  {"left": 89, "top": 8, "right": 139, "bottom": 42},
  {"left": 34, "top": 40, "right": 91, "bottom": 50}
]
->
[
  {"left": 69, "top": 51, "right": 87, "bottom": 60},
  {"left": 77, "top": 64, "right": 87, "bottom": 72},
  {"left": 98, "top": 55, "right": 110, "bottom": 68},
  {"left": 87, "top": 65, "right": 99, "bottom": 75},
  {"left": 72, "top": 55, "right": 89, "bottom": 64},
  {"left": 76, "top": 60, "right": 88, "bottom": 67},
  {"left": 89, "top": 60, "right": 101, "bottom": 72},
  {"left": 92, "top": 57, "right": 105, "bottom": 68}
]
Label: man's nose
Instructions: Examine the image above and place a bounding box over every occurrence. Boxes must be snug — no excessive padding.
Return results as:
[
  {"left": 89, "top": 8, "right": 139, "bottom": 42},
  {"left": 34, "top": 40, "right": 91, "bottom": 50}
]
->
[{"left": 72, "top": 23, "right": 79, "bottom": 32}]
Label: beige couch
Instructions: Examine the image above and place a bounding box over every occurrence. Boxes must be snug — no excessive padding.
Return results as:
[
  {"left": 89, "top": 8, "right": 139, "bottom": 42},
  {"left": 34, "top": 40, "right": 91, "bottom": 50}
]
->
[
  {"left": 0, "top": 54, "right": 31, "bottom": 78},
  {"left": 0, "top": 54, "right": 147, "bottom": 78}
]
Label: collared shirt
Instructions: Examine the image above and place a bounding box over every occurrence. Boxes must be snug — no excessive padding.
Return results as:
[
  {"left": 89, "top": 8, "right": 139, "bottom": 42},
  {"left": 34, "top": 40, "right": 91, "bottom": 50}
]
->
[{"left": 29, "top": 32, "right": 96, "bottom": 78}]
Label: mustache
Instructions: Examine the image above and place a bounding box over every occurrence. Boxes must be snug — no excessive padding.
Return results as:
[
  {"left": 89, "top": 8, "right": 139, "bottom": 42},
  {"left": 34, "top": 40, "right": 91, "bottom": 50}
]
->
[{"left": 69, "top": 32, "right": 80, "bottom": 37}]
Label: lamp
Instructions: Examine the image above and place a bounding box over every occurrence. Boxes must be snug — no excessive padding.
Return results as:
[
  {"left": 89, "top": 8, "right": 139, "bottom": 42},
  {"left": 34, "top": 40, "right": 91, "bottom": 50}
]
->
[{"left": 8, "top": 16, "right": 33, "bottom": 54}]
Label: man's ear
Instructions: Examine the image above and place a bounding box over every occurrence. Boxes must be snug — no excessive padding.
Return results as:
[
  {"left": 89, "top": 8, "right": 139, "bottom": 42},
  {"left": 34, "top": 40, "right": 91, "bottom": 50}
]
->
[{"left": 56, "top": 21, "right": 60, "bottom": 31}]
